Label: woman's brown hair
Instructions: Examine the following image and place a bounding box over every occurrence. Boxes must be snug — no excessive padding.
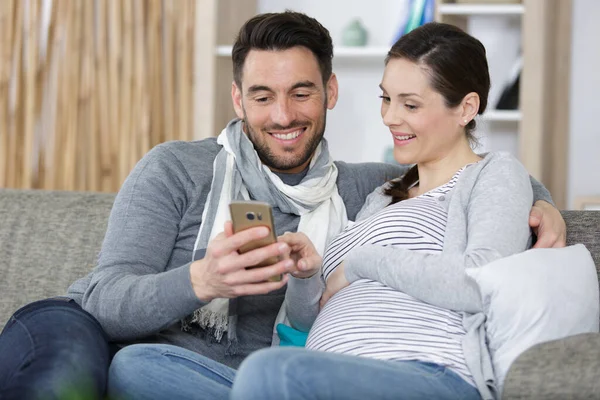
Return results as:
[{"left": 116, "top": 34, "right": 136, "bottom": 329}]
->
[{"left": 383, "top": 22, "right": 491, "bottom": 204}]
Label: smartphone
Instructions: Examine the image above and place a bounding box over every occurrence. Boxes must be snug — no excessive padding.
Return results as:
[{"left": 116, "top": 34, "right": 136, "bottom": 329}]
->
[{"left": 229, "top": 200, "right": 282, "bottom": 282}]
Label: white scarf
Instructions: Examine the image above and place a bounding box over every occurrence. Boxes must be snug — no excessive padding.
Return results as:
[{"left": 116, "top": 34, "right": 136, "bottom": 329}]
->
[{"left": 185, "top": 119, "right": 348, "bottom": 347}]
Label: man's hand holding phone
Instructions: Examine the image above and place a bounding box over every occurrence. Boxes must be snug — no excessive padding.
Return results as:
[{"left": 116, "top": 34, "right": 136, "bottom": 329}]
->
[
  {"left": 189, "top": 221, "right": 293, "bottom": 302},
  {"left": 228, "top": 201, "right": 322, "bottom": 279}
]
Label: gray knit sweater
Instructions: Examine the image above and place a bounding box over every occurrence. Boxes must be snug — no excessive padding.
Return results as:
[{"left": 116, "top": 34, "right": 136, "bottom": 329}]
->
[{"left": 285, "top": 152, "right": 534, "bottom": 399}]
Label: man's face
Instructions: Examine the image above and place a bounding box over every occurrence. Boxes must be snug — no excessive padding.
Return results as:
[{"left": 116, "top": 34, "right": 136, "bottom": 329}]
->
[{"left": 232, "top": 47, "right": 338, "bottom": 174}]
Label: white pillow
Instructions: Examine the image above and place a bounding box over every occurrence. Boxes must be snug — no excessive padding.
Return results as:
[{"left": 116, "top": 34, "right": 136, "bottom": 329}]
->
[{"left": 466, "top": 244, "right": 599, "bottom": 389}]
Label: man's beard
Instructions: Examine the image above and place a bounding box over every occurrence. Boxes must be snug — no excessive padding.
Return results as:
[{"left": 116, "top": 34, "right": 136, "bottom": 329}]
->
[{"left": 242, "top": 106, "right": 327, "bottom": 172}]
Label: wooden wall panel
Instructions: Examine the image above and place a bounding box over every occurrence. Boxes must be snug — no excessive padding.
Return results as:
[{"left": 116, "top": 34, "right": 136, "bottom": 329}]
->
[{"left": 0, "top": 0, "right": 196, "bottom": 192}]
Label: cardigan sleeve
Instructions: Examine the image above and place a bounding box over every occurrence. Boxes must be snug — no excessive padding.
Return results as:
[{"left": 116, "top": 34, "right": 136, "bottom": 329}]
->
[{"left": 343, "top": 155, "right": 533, "bottom": 313}]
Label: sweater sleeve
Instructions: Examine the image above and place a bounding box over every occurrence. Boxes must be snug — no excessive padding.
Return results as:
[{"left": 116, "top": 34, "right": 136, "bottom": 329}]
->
[
  {"left": 530, "top": 175, "right": 554, "bottom": 206},
  {"left": 81, "top": 144, "right": 206, "bottom": 340},
  {"left": 283, "top": 273, "right": 325, "bottom": 332},
  {"left": 343, "top": 156, "right": 533, "bottom": 314}
]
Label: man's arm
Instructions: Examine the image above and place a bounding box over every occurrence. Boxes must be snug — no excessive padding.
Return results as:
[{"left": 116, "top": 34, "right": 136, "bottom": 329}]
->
[
  {"left": 81, "top": 145, "right": 206, "bottom": 340},
  {"left": 529, "top": 175, "right": 567, "bottom": 248},
  {"left": 530, "top": 175, "right": 553, "bottom": 206},
  {"left": 82, "top": 145, "right": 292, "bottom": 341}
]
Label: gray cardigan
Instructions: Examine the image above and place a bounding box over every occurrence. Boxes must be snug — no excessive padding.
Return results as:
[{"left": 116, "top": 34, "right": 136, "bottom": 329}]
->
[{"left": 285, "top": 152, "right": 534, "bottom": 399}]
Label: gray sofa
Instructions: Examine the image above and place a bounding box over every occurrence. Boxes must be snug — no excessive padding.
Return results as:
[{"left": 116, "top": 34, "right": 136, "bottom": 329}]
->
[{"left": 1, "top": 188, "right": 599, "bottom": 398}]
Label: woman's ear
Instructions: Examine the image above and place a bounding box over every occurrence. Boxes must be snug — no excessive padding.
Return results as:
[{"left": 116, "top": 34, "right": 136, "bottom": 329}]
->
[{"left": 459, "top": 92, "right": 480, "bottom": 126}]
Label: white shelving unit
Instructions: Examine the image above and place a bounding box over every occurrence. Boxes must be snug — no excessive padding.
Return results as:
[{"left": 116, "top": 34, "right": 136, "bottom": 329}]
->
[
  {"left": 199, "top": 0, "right": 571, "bottom": 207},
  {"left": 437, "top": 3, "right": 524, "bottom": 15},
  {"left": 481, "top": 110, "right": 522, "bottom": 122},
  {"left": 435, "top": 1, "right": 572, "bottom": 209},
  {"left": 332, "top": 46, "right": 389, "bottom": 58},
  {"left": 436, "top": 1, "right": 525, "bottom": 157},
  {"left": 215, "top": 45, "right": 232, "bottom": 56}
]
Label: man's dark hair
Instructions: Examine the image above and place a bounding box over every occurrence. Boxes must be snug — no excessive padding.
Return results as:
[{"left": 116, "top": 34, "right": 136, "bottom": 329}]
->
[{"left": 232, "top": 11, "right": 334, "bottom": 88}]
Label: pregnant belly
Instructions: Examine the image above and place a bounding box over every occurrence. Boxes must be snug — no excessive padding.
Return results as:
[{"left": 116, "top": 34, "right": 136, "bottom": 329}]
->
[{"left": 306, "top": 280, "right": 465, "bottom": 362}]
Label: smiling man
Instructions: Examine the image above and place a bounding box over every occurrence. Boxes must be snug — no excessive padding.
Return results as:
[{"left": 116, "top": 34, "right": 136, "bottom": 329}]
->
[
  {"left": 0, "top": 11, "right": 566, "bottom": 400},
  {"left": 231, "top": 46, "right": 337, "bottom": 174}
]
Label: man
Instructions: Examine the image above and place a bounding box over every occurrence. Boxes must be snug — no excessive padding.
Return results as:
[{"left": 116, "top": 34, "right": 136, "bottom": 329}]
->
[{"left": 0, "top": 11, "right": 565, "bottom": 400}]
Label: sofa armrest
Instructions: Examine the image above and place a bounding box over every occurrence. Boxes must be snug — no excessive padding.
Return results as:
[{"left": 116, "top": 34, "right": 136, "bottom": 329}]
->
[{"left": 502, "top": 333, "right": 600, "bottom": 399}]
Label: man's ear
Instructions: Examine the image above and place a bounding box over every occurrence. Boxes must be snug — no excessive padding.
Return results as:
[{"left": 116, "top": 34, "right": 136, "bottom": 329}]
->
[
  {"left": 231, "top": 81, "right": 244, "bottom": 119},
  {"left": 459, "top": 92, "right": 480, "bottom": 126},
  {"left": 326, "top": 73, "right": 339, "bottom": 110}
]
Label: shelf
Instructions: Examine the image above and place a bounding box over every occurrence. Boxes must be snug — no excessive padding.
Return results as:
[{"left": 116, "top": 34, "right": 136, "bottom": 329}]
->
[
  {"left": 215, "top": 46, "right": 232, "bottom": 56},
  {"left": 438, "top": 3, "right": 524, "bottom": 15},
  {"left": 481, "top": 110, "right": 522, "bottom": 122},
  {"left": 216, "top": 45, "right": 389, "bottom": 59},
  {"left": 333, "top": 46, "right": 389, "bottom": 58}
]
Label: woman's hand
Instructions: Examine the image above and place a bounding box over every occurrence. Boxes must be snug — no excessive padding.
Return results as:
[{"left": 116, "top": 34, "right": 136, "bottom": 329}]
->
[
  {"left": 320, "top": 263, "right": 350, "bottom": 309},
  {"left": 277, "top": 232, "right": 322, "bottom": 279}
]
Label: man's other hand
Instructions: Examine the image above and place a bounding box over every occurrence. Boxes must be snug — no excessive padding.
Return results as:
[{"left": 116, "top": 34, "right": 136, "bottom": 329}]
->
[{"left": 529, "top": 200, "right": 567, "bottom": 248}]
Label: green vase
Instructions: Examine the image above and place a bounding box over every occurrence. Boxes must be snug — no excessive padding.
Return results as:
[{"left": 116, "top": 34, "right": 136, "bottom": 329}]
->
[{"left": 342, "top": 19, "right": 368, "bottom": 47}]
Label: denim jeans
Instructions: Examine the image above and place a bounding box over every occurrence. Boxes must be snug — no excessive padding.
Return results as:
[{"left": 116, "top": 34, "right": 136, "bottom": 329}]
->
[
  {"left": 109, "top": 343, "right": 480, "bottom": 400},
  {"left": 231, "top": 347, "right": 482, "bottom": 400},
  {"left": 108, "top": 343, "right": 237, "bottom": 400},
  {"left": 0, "top": 298, "right": 113, "bottom": 400}
]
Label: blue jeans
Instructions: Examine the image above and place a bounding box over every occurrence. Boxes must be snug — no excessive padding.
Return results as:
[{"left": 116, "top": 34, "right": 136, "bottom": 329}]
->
[
  {"left": 231, "top": 347, "right": 482, "bottom": 400},
  {"left": 0, "top": 298, "right": 113, "bottom": 400},
  {"left": 109, "top": 343, "right": 237, "bottom": 400},
  {"left": 109, "top": 344, "right": 480, "bottom": 400}
]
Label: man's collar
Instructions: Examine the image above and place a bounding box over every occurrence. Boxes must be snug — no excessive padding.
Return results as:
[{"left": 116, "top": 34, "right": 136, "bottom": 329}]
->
[{"left": 273, "top": 166, "right": 309, "bottom": 186}]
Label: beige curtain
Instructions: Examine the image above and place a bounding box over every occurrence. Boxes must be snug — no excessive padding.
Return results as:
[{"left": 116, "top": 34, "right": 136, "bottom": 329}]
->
[{"left": 0, "top": 0, "right": 195, "bottom": 192}]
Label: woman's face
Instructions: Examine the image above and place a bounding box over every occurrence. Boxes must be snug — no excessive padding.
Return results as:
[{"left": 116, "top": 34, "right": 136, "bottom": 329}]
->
[{"left": 379, "top": 58, "right": 466, "bottom": 165}]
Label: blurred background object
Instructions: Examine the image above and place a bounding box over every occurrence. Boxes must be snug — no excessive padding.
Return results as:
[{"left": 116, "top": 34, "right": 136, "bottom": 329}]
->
[
  {"left": 0, "top": 0, "right": 196, "bottom": 192},
  {"left": 342, "top": 19, "right": 369, "bottom": 46}
]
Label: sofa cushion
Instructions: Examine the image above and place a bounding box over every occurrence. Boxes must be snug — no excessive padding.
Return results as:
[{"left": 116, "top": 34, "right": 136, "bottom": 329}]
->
[
  {"left": 466, "top": 244, "right": 600, "bottom": 390},
  {"left": 0, "top": 189, "right": 115, "bottom": 331},
  {"left": 502, "top": 333, "right": 600, "bottom": 399},
  {"left": 562, "top": 210, "right": 600, "bottom": 268}
]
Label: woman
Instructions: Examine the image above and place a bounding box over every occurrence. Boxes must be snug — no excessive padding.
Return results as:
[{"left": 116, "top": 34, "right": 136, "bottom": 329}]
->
[{"left": 229, "top": 22, "right": 532, "bottom": 400}]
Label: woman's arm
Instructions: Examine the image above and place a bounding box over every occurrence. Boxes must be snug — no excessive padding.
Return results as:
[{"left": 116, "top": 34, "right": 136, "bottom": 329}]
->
[
  {"left": 354, "top": 165, "right": 563, "bottom": 248},
  {"left": 342, "top": 156, "right": 533, "bottom": 314}
]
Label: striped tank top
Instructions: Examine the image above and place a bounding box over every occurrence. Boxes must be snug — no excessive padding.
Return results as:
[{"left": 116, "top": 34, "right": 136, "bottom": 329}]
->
[{"left": 306, "top": 167, "right": 475, "bottom": 386}]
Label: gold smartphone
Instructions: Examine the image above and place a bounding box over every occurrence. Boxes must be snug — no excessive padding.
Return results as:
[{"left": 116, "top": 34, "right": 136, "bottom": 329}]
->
[{"left": 229, "top": 200, "right": 281, "bottom": 282}]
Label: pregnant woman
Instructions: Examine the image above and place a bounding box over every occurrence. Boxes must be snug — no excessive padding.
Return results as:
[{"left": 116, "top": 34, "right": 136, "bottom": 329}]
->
[{"left": 230, "top": 22, "right": 533, "bottom": 400}]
